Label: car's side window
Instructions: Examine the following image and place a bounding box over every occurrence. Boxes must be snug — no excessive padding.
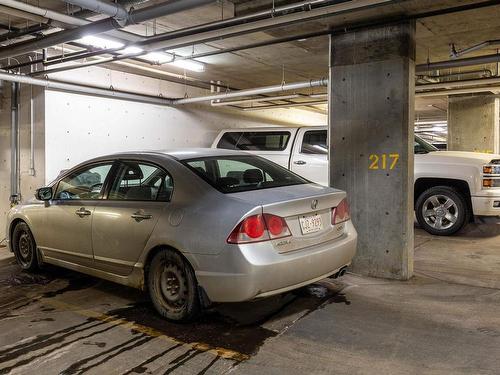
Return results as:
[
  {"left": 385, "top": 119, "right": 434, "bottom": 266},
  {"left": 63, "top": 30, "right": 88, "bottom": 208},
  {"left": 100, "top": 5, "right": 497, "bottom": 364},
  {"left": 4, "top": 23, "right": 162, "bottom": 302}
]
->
[
  {"left": 301, "top": 130, "right": 328, "bottom": 155},
  {"left": 54, "top": 163, "right": 113, "bottom": 200},
  {"left": 108, "top": 162, "right": 173, "bottom": 202}
]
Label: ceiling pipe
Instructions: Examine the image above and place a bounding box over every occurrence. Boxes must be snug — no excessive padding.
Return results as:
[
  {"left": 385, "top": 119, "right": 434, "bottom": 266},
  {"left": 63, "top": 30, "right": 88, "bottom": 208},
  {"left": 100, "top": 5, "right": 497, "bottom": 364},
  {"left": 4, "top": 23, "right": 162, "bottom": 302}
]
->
[
  {"left": 26, "top": 0, "right": 391, "bottom": 74},
  {"left": 0, "top": 70, "right": 174, "bottom": 105},
  {"left": 415, "top": 86, "right": 500, "bottom": 98},
  {"left": 135, "top": 0, "right": 392, "bottom": 55},
  {"left": 0, "top": 0, "right": 214, "bottom": 60},
  {"left": 174, "top": 79, "right": 328, "bottom": 105},
  {"left": 416, "top": 53, "right": 500, "bottom": 73},
  {"left": 415, "top": 77, "right": 500, "bottom": 91},
  {"left": 241, "top": 100, "right": 327, "bottom": 111},
  {"left": 0, "top": 0, "right": 82, "bottom": 26},
  {"left": 0, "top": 18, "right": 122, "bottom": 60},
  {"left": 64, "top": 0, "right": 129, "bottom": 26},
  {"left": 451, "top": 40, "right": 500, "bottom": 59},
  {"left": 211, "top": 94, "right": 303, "bottom": 107},
  {"left": 0, "top": 23, "right": 51, "bottom": 44}
]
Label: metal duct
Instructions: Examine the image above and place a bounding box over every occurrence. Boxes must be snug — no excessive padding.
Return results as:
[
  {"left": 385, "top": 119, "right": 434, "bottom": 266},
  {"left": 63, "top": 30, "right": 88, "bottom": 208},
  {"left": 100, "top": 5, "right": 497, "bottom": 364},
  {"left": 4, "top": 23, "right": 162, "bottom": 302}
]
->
[
  {"left": 0, "top": 70, "right": 174, "bottom": 105},
  {"left": 174, "top": 79, "right": 328, "bottom": 105}
]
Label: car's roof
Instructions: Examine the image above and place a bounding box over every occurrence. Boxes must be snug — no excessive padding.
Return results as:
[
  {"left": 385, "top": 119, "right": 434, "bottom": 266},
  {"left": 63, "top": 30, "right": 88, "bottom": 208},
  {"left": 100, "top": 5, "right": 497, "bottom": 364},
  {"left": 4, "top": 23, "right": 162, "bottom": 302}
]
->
[{"left": 107, "top": 148, "right": 249, "bottom": 161}]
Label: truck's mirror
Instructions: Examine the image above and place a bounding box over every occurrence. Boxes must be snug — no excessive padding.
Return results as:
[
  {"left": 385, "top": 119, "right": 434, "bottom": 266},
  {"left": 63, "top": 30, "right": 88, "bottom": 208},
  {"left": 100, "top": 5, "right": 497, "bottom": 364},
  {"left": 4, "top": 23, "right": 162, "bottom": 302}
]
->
[{"left": 36, "top": 187, "right": 53, "bottom": 201}]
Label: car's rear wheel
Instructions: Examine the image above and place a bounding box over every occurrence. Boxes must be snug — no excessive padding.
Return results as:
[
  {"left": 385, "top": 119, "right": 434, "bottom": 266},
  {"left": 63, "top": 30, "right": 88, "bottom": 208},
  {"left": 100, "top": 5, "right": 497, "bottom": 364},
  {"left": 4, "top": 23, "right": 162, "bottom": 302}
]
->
[
  {"left": 12, "top": 222, "right": 40, "bottom": 271},
  {"left": 416, "top": 186, "right": 469, "bottom": 236},
  {"left": 147, "top": 249, "right": 200, "bottom": 322}
]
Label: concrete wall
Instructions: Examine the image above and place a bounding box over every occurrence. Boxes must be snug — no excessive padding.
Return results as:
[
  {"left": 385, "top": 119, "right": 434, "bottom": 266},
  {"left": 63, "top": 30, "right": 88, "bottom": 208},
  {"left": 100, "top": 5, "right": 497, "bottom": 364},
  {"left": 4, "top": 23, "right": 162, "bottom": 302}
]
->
[
  {"left": 0, "top": 83, "right": 45, "bottom": 242},
  {"left": 0, "top": 66, "right": 326, "bottom": 239},
  {"left": 448, "top": 95, "right": 500, "bottom": 154}
]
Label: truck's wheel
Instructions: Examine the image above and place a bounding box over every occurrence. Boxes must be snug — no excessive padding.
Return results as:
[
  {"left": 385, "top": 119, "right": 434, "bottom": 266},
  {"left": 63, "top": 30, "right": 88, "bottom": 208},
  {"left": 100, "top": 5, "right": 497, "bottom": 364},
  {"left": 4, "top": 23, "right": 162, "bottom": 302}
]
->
[
  {"left": 416, "top": 186, "right": 469, "bottom": 236},
  {"left": 147, "top": 249, "right": 200, "bottom": 322},
  {"left": 12, "top": 222, "right": 40, "bottom": 271}
]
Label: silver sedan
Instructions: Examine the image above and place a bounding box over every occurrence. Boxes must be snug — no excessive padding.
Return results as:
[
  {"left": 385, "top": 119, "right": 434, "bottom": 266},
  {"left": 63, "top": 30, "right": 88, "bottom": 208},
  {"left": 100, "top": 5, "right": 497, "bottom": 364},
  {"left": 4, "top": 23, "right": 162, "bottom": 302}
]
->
[{"left": 6, "top": 149, "right": 357, "bottom": 321}]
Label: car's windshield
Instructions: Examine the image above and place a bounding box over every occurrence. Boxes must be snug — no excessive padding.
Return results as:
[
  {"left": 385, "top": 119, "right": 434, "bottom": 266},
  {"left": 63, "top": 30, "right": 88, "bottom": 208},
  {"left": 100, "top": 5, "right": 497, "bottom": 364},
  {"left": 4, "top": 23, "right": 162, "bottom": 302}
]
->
[
  {"left": 414, "top": 136, "right": 438, "bottom": 154},
  {"left": 183, "top": 155, "right": 309, "bottom": 193}
]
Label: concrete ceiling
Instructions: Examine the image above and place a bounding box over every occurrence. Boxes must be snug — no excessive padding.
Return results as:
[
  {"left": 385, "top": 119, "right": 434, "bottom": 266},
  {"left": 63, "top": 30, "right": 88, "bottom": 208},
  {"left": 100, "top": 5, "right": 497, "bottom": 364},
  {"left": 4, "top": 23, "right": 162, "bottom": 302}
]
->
[{"left": 1, "top": 0, "right": 499, "bottom": 122}]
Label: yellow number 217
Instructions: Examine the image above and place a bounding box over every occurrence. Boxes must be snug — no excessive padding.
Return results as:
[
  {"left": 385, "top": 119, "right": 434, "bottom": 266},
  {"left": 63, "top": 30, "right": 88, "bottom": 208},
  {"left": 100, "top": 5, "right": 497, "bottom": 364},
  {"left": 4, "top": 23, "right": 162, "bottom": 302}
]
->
[{"left": 369, "top": 153, "right": 399, "bottom": 170}]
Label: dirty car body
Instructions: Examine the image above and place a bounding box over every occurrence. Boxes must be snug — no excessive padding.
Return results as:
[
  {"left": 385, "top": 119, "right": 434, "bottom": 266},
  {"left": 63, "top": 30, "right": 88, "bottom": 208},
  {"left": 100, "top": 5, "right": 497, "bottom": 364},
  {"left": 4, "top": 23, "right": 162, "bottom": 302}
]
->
[{"left": 6, "top": 149, "right": 357, "bottom": 313}]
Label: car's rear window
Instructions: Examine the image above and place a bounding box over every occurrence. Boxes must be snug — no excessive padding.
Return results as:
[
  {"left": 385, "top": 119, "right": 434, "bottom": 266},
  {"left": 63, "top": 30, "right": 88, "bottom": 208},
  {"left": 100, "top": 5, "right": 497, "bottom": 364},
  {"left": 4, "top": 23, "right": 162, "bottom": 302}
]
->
[
  {"left": 217, "top": 131, "right": 291, "bottom": 151},
  {"left": 183, "top": 155, "right": 309, "bottom": 193}
]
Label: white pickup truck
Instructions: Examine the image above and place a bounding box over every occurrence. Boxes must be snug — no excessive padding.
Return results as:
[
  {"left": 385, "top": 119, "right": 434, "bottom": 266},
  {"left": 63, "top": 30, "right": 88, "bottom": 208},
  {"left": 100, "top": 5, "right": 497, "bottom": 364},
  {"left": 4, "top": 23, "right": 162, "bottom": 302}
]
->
[{"left": 212, "top": 126, "right": 500, "bottom": 236}]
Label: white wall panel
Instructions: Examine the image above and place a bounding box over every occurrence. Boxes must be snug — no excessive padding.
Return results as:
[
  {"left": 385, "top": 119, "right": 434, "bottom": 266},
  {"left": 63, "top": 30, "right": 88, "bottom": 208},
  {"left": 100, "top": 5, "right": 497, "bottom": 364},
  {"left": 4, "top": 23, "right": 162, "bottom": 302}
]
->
[{"left": 45, "top": 91, "right": 317, "bottom": 182}]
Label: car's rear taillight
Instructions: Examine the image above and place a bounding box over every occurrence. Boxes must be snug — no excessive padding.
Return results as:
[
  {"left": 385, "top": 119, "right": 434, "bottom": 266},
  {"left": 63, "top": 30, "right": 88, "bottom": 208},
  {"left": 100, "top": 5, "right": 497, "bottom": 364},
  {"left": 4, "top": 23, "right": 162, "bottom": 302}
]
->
[
  {"left": 227, "top": 213, "right": 291, "bottom": 244},
  {"left": 264, "top": 214, "right": 291, "bottom": 239},
  {"left": 332, "top": 198, "right": 351, "bottom": 225}
]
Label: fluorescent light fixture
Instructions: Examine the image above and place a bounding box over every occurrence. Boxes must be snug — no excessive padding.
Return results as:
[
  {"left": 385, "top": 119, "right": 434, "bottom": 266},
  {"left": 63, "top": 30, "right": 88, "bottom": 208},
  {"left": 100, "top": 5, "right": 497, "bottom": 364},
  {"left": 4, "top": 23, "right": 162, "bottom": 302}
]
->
[
  {"left": 414, "top": 120, "right": 447, "bottom": 125},
  {"left": 142, "top": 52, "right": 172, "bottom": 64},
  {"left": 169, "top": 59, "right": 205, "bottom": 72},
  {"left": 119, "top": 46, "right": 144, "bottom": 55},
  {"left": 76, "top": 35, "right": 124, "bottom": 49}
]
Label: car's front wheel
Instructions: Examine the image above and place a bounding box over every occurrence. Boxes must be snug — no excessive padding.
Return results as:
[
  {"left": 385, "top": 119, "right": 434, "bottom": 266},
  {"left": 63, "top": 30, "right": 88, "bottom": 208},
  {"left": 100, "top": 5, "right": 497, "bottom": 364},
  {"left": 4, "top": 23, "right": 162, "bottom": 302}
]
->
[
  {"left": 12, "top": 222, "right": 40, "bottom": 271},
  {"left": 147, "top": 249, "right": 200, "bottom": 322},
  {"left": 416, "top": 186, "right": 469, "bottom": 236}
]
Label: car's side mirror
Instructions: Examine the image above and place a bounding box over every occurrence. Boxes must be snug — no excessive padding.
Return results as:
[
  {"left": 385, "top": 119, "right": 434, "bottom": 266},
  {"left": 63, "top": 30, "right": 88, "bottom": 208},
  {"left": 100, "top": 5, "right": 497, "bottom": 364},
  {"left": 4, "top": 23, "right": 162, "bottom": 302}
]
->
[{"left": 36, "top": 187, "right": 53, "bottom": 201}]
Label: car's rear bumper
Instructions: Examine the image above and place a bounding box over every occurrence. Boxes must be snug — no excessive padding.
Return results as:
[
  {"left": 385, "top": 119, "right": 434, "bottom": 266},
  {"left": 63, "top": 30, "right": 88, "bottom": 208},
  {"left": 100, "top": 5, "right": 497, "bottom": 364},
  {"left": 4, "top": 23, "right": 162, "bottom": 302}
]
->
[
  {"left": 195, "top": 221, "right": 357, "bottom": 302},
  {"left": 472, "top": 195, "right": 500, "bottom": 216}
]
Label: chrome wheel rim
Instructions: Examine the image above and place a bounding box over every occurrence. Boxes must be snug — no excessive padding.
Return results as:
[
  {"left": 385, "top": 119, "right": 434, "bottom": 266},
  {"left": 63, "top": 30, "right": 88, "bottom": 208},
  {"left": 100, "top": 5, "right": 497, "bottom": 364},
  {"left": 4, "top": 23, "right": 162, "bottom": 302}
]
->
[
  {"left": 422, "top": 194, "right": 458, "bottom": 230},
  {"left": 159, "top": 263, "right": 187, "bottom": 310}
]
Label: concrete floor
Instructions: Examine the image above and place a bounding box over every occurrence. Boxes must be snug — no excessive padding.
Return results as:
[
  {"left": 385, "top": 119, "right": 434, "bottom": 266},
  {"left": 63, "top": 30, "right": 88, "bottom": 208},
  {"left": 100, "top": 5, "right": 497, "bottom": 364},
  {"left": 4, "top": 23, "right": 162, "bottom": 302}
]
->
[{"left": 0, "top": 223, "right": 499, "bottom": 375}]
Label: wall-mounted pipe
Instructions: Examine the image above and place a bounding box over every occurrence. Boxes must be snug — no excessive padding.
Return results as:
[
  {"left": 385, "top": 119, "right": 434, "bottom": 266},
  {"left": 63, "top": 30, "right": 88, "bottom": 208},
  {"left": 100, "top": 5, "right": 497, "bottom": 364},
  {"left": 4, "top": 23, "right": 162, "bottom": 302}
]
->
[
  {"left": 173, "top": 79, "right": 328, "bottom": 105},
  {"left": 10, "top": 82, "right": 20, "bottom": 204},
  {"left": 0, "top": 70, "right": 174, "bottom": 106}
]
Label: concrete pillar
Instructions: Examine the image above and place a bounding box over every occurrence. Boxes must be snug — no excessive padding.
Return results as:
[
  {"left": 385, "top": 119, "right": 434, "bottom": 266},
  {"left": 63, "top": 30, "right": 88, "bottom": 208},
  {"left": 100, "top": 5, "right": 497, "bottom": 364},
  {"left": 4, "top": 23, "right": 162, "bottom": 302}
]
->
[
  {"left": 448, "top": 95, "right": 500, "bottom": 154},
  {"left": 329, "top": 21, "right": 415, "bottom": 280}
]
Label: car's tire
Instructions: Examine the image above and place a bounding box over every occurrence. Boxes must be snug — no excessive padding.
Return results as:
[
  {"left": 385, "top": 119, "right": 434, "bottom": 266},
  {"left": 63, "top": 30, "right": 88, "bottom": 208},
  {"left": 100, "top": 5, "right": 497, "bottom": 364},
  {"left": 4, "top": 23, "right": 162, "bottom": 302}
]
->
[
  {"left": 416, "top": 186, "right": 470, "bottom": 236},
  {"left": 147, "top": 249, "right": 200, "bottom": 322},
  {"left": 12, "top": 222, "right": 40, "bottom": 271}
]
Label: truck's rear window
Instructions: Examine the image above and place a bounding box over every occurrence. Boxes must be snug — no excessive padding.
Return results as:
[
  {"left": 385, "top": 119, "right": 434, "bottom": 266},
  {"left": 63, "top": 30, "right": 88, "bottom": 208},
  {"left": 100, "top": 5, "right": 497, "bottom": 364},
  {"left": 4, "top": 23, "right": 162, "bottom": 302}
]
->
[
  {"left": 183, "top": 155, "right": 308, "bottom": 193},
  {"left": 217, "top": 131, "right": 291, "bottom": 151}
]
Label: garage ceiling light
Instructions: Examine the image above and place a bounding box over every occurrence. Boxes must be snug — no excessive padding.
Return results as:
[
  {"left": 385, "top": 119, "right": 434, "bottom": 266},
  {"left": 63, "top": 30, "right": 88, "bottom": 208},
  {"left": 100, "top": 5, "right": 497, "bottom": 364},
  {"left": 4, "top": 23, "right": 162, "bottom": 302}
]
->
[
  {"left": 73, "top": 36, "right": 205, "bottom": 72},
  {"left": 169, "top": 59, "right": 205, "bottom": 72},
  {"left": 119, "top": 46, "right": 144, "bottom": 55},
  {"left": 77, "top": 35, "right": 124, "bottom": 50}
]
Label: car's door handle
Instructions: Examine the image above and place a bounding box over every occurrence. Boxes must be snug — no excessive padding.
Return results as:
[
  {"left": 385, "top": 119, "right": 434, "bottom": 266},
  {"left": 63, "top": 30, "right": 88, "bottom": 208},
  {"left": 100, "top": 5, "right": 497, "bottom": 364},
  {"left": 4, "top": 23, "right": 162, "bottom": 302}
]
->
[
  {"left": 131, "top": 212, "right": 153, "bottom": 222},
  {"left": 75, "top": 207, "right": 91, "bottom": 217},
  {"left": 294, "top": 160, "right": 306, "bottom": 165}
]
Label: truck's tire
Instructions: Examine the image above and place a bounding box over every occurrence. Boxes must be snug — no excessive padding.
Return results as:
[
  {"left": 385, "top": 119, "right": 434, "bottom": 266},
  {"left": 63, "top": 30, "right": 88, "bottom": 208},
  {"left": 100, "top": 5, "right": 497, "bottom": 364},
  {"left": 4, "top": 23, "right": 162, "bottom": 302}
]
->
[
  {"left": 416, "top": 186, "right": 470, "bottom": 236},
  {"left": 12, "top": 222, "right": 40, "bottom": 271},
  {"left": 147, "top": 249, "right": 200, "bottom": 322}
]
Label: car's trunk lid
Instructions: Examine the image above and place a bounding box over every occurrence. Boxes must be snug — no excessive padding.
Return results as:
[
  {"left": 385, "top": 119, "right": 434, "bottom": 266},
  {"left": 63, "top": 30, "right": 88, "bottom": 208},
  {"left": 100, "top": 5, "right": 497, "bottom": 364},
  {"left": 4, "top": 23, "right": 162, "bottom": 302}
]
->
[{"left": 230, "top": 184, "right": 348, "bottom": 252}]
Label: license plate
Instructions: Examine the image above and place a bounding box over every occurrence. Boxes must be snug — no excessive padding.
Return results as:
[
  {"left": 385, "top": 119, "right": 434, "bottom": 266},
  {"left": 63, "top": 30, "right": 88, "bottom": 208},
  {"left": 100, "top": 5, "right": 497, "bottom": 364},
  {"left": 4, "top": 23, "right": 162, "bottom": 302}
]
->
[{"left": 299, "top": 214, "right": 323, "bottom": 234}]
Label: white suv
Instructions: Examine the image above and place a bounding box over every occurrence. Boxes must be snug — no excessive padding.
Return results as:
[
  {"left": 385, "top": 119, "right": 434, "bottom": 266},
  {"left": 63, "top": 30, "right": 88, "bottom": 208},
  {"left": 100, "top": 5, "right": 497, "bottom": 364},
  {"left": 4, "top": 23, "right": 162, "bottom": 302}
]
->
[{"left": 212, "top": 127, "right": 500, "bottom": 236}]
